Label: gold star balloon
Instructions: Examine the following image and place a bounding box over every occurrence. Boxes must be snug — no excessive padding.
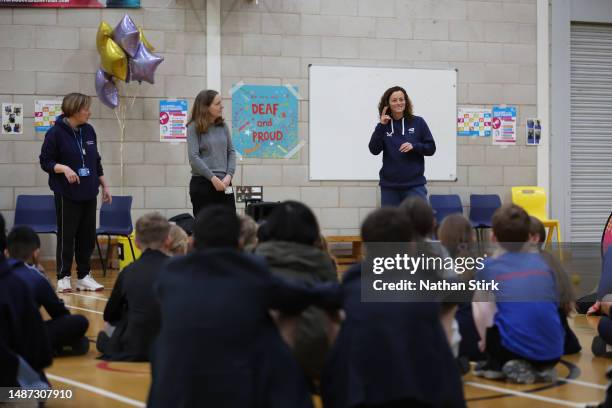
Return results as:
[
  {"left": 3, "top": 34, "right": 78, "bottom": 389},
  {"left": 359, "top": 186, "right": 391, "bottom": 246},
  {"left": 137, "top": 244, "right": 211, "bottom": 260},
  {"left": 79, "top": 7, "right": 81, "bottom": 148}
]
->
[
  {"left": 96, "top": 21, "right": 113, "bottom": 54},
  {"left": 99, "top": 37, "right": 128, "bottom": 82}
]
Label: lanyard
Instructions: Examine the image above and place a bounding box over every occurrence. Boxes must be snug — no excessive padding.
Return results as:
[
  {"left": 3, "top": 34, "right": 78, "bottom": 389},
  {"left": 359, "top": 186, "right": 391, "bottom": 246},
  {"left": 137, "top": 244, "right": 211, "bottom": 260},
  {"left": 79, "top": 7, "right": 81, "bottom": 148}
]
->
[{"left": 71, "top": 127, "right": 85, "bottom": 168}]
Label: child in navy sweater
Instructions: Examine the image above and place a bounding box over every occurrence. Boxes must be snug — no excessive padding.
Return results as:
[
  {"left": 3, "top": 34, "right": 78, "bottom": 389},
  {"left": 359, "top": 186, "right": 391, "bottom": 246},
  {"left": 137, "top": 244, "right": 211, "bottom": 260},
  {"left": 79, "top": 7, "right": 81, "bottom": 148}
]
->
[{"left": 6, "top": 226, "right": 89, "bottom": 356}]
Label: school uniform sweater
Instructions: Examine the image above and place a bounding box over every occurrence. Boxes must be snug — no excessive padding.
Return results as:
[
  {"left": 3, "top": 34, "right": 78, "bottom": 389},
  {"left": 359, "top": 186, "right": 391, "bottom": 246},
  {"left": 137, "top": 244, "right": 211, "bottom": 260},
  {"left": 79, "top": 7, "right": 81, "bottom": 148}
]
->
[
  {"left": 321, "top": 263, "right": 465, "bottom": 408},
  {"left": 147, "top": 248, "right": 317, "bottom": 408},
  {"left": 102, "top": 249, "right": 168, "bottom": 361},
  {"left": 39, "top": 115, "right": 103, "bottom": 202},
  {"left": 8, "top": 259, "right": 69, "bottom": 319},
  {"left": 368, "top": 115, "right": 436, "bottom": 189},
  {"left": 476, "top": 252, "right": 564, "bottom": 361},
  {"left": 0, "top": 255, "right": 52, "bottom": 387}
]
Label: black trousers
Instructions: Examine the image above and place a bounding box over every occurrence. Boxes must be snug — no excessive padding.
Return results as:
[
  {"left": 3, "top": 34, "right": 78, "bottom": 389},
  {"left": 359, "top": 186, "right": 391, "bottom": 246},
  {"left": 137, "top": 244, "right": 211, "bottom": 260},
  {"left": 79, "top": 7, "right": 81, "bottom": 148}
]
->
[
  {"left": 485, "top": 325, "right": 559, "bottom": 370},
  {"left": 54, "top": 193, "right": 97, "bottom": 279},
  {"left": 189, "top": 176, "right": 236, "bottom": 219},
  {"left": 45, "top": 314, "right": 89, "bottom": 351}
]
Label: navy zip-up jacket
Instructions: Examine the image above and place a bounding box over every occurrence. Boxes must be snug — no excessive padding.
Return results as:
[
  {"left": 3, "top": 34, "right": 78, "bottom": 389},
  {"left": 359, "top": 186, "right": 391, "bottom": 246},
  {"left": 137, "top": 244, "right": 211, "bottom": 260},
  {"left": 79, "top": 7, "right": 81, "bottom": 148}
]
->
[
  {"left": 8, "top": 258, "right": 69, "bottom": 319},
  {"left": 368, "top": 115, "right": 436, "bottom": 189},
  {"left": 39, "top": 115, "right": 104, "bottom": 202}
]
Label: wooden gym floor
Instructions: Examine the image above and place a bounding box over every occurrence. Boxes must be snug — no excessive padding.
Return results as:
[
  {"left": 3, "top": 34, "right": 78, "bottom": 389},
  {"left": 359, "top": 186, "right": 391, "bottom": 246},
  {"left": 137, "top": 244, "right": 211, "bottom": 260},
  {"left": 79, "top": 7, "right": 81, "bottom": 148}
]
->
[{"left": 39, "top": 267, "right": 611, "bottom": 408}]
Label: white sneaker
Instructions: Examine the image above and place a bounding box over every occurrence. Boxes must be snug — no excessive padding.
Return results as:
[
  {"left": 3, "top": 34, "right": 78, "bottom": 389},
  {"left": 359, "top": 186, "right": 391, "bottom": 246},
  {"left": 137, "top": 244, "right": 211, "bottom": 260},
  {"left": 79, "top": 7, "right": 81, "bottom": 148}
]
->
[
  {"left": 56, "top": 276, "right": 72, "bottom": 293},
  {"left": 76, "top": 274, "right": 104, "bottom": 292}
]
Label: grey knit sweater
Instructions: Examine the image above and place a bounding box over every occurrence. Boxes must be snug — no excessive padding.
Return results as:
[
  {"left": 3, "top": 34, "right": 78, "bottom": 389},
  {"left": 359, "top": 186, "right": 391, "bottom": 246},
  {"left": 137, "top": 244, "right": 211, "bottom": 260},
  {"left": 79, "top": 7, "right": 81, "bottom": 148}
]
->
[{"left": 187, "top": 122, "right": 236, "bottom": 180}]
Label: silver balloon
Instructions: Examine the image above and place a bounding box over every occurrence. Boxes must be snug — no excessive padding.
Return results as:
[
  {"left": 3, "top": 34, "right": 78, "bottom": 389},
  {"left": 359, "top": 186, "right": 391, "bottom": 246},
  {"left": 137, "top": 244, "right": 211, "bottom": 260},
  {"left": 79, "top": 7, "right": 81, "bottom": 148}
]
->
[
  {"left": 95, "top": 68, "right": 119, "bottom": 109},
  {"left": 129, "top": 42, "right": 164, "bottom": 84},
  {"left": 112, "top": 15, "right": 140, "bottom": 58}
]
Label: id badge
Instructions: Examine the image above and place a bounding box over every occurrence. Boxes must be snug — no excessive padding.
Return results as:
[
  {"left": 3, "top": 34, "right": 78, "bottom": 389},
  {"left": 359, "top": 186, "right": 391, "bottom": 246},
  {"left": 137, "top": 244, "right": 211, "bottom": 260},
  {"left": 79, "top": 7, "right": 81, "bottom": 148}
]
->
[
  {"left": 225, "top": 186, "right": 234, "bottom": 195},
  {"left": 78, "top": 167, "right": 91, "bottom": 177}
]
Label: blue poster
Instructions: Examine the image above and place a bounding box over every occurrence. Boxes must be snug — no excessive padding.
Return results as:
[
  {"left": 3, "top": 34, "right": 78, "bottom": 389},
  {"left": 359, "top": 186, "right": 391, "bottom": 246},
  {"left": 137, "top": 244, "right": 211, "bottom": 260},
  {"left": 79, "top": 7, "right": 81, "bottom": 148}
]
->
[{"left": 232, "top": 84, "right": 299, "bottom": 158}]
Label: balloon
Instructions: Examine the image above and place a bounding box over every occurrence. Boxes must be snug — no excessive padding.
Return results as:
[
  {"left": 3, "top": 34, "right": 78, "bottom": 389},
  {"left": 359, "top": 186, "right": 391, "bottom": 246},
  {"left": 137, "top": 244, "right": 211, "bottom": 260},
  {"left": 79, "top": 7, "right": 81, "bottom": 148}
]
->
[
  {"left": 95, "top": 68, "right": 119, "bottom": 109},
  {"left": 96, "top": 21, "right": 113, "bottom": 54},
  {"left": 112, "top": 14, "right": 140, "bottom": 58},
  {"left": 99, "top": 38, "right": 128, "bottom": 81},
  {"left": 129, "top": 42, "right": 164, "bottom": 84},
  {"left": 138, "top": 26, "right": 154, "bottom": 52}
]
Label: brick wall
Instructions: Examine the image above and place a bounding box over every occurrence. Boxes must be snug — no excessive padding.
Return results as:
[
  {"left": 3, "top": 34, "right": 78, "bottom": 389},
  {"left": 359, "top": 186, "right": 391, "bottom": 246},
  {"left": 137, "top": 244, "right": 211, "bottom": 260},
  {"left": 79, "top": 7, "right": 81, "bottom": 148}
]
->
[
  {"left": 0, "top": 1, "right": 206, "bottom": 255},
  {"left": 0, "top": 0, "right": 538, "bottom": 255},
  {"left": 220, "top": 0, "right": 537, "bottom": 235}
]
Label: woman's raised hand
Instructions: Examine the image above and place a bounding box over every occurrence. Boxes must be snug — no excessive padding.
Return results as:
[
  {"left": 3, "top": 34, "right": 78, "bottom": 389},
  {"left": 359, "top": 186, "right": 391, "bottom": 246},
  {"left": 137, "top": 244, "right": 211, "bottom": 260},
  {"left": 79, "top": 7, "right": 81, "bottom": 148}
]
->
[{"left": 380, "top": 106, "right": 391, "bottom": 125}]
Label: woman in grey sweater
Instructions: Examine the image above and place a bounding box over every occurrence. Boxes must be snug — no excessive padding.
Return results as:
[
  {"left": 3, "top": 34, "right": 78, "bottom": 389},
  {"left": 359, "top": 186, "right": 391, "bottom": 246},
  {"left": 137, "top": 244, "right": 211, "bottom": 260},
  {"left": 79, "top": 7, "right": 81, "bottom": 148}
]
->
[{"left": 187, "top": 90, "right": 236, "bottom": 217}]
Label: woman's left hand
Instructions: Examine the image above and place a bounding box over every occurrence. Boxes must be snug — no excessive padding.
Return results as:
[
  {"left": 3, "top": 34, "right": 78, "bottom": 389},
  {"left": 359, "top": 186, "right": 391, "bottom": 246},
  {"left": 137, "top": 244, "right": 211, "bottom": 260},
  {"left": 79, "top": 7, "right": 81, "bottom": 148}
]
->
[
  {"left": 399, "top": 142, "right": 413, "bottom": 153},
  {"left": 102, "top": 186, "right": 112, "bottom": 204},
  {"left": 222, "top": 175, "right": 232, "bottom": 188}
]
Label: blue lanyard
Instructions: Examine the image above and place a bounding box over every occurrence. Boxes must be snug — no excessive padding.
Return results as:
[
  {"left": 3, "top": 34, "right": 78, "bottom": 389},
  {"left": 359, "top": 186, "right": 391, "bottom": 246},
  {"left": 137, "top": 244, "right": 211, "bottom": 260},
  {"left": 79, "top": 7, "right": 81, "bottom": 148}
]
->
[{"left": 71, "top": 127, "right": 85, "bottom": 168}]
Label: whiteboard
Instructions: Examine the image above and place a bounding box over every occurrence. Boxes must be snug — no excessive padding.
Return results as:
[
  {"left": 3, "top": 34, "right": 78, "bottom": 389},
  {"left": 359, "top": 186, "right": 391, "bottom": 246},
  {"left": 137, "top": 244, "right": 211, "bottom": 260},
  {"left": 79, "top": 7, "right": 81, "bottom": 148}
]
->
[{"left": 309, "top": 65, "right": 457, "bottom": 181}]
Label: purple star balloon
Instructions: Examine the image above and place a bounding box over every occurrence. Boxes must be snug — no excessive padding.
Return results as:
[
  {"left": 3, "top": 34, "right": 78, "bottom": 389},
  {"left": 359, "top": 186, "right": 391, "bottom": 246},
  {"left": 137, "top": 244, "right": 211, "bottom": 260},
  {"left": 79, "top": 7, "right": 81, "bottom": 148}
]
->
[
  {"left": 95, "top": 68, "right": 119, "bottom": 109},
  {"left": 129, "top": 42, "right": 164, "bottom": 84},
  {"left": 112, "top": 15, "right": 140, "bottom": 58}
]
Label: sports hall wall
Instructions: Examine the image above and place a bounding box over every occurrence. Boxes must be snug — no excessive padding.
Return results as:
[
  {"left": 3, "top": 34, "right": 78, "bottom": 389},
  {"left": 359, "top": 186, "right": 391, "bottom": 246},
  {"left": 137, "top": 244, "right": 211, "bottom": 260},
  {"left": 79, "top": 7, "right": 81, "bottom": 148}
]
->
[{"left": 0, "top": 0, "right": 538, "bottom": 256}]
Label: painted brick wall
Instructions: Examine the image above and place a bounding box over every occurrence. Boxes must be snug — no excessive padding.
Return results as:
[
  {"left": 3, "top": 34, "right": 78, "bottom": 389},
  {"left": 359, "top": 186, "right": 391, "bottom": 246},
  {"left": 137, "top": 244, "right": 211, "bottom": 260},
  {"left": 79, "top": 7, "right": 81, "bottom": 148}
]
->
[
  {"left": 0, "top": 0, "right": 538, "bottom": 255},
  {"left": 0, "top": 1, "right": 206, "bottom": 255},
  {"left": 220, "top": 0, "right": 537, "bottom": 235}
]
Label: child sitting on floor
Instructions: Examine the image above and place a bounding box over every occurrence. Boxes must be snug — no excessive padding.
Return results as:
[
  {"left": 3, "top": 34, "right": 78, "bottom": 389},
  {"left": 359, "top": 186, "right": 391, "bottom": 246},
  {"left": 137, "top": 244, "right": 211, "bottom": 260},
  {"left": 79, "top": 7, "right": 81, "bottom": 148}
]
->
[
  {"left": 473, "top": 204, "right": 564, "bottom": 384},
  {"left": 528, "top": 216, "right": 581, "bottom": 355},
  {"left": 6, "top": 226, "right": 89, "bottom": 356},
  {"left": 97, "top": 212, "right": 171, "bottom": 361}
]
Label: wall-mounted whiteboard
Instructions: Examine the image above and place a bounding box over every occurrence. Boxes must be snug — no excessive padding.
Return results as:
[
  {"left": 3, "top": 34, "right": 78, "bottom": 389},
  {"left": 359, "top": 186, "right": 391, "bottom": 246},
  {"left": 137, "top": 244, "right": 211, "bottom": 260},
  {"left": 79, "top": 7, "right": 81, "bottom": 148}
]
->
[{"left": 309, "top": 65, "right": 457, "bottom": 181}]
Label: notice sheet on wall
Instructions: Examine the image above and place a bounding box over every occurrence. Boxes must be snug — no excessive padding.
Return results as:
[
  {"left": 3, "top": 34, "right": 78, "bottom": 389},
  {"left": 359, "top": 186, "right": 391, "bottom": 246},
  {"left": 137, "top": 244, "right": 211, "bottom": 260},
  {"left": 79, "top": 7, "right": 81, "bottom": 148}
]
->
[{"left": 492, "top": 106, "right": 517, "bottom": 145}]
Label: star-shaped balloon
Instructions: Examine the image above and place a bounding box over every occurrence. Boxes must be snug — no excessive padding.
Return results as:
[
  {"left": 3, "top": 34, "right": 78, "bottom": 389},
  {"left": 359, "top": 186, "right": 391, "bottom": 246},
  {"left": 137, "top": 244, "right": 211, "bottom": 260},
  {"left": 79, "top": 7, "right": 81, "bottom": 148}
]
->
[
  {"left": 96, "top": 21, "right": 113, "bottom": 54},
  {"left": 99, "top": 37, "right": 128, "bottom": 81},
  {"left": 95, "top": 68, "right": 119, "bottom": 109},
  {"left": 129, "top": 42, "right": 164, "bottom": 84},
  {"left": 138, "top": 26, "right": 154, "bottom": 52},
  {"left": 112, "top": 14, "right": 140, "bottom": 58}
]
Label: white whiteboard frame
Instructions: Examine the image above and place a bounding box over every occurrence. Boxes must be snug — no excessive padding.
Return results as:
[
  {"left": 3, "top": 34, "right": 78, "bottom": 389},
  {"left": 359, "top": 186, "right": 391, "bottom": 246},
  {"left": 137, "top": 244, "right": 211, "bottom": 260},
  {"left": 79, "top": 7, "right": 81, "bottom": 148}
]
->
[{"left": 308, "top": 65, "right": 457, "bottom": 181}]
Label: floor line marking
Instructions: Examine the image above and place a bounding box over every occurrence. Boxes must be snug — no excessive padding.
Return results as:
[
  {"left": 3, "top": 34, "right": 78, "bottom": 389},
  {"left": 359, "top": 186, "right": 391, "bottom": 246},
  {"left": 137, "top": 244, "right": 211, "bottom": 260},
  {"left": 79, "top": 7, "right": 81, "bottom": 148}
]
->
[
  {"left": 65, "top": 305, "right": 103, "bottom": 315},
  {"left": 46, "top": 373, "right": 146, "bottom": 407},
  {"left": 559, "top": 377, "right": 607, "bottom": 390},
  {"left": 64, "top": 292, "right": 109, "bottom": 301},
  {"left": 465, "top": 381, "right": 588, "bottom": 407}
]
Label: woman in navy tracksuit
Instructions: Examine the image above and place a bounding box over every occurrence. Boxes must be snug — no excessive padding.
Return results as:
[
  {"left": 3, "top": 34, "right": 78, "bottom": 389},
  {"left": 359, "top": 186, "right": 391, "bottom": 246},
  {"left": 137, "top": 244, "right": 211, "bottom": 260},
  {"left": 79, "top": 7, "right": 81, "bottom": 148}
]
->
[
  {"left": 369, "top": 86, "right": 436, "bottom": 207},
  {"left": 39, "top": 93, "right": 110, "bottom": 293}
]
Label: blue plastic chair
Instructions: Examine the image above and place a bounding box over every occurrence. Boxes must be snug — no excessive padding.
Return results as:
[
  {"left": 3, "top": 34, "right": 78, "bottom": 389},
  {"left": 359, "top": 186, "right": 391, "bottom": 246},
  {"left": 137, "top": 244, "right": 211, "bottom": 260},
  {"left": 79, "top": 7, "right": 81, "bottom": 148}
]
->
[
  {"left": 95, "top": 196, "right": 134, "bottom": 276},
  {"left": 469, "top": 194, "right": 502, "bottom": 242},
  {"left": 13, "top": 195, "right": 57, "bottom": 235},
  {"left": 429, "top": 194, "right": 463, "bottom": 226}
]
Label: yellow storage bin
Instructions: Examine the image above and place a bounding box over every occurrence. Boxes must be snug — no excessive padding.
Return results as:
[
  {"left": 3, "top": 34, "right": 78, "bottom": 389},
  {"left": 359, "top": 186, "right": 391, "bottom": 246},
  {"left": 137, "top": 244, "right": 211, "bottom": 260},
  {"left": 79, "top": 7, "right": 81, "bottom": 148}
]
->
[{"left": 117, "top": 232, "right": 141, "bottom": 271}]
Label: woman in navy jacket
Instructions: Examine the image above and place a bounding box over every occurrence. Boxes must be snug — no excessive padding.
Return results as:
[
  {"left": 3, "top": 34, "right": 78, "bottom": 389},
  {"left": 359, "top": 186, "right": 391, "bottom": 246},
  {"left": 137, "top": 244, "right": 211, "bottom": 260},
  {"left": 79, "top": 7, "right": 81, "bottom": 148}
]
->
[
  {"left": 39, "top": 93, "right": 110, "bottom": 293},
  {"left": 369, "top": 86, "right": 436, "bottom": 207}
]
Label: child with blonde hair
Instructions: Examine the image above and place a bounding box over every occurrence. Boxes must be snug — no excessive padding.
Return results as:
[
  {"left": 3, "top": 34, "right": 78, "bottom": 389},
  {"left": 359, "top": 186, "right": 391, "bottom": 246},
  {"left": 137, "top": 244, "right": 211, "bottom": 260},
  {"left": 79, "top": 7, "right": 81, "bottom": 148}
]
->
[{"left": 168, "top": 224, "right": 189, "bottom": 256}]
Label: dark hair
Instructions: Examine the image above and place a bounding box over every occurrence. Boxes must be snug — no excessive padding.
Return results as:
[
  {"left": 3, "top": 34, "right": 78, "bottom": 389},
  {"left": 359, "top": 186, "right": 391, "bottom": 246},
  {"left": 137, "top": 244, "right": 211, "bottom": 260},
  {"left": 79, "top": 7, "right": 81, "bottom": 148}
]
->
[
  {"left": 262, "top": 201, "right": 320, "bottom": 246},
  {"left": 188, "top": 89, "right": 224, "bottom": 134},
  {"left": 7, "top": 226, "right": 40, "bottom": 262},
  {"left": 194, "top": 205, "right": 240, "bottom": 249},
  {"left": 361, "top": 208, "right": 412, "bottom": 243},
  {"left": 0, "top": 213, "right": 6, "bottom": 254},
  {"left": 378, "top": 86, "right": 413, "bottom": 119},
  {"left": 492, "top": 204, "right": 530, "bottom": 251},
  {"left": 529, "top": 216, "right": 546, "bottom": 244},
  {"left": 438, "top": 214, "right": 474, "bottom": 258},
  {"left": 399, "top": 196, "right": 435, "bottom": 240}
]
